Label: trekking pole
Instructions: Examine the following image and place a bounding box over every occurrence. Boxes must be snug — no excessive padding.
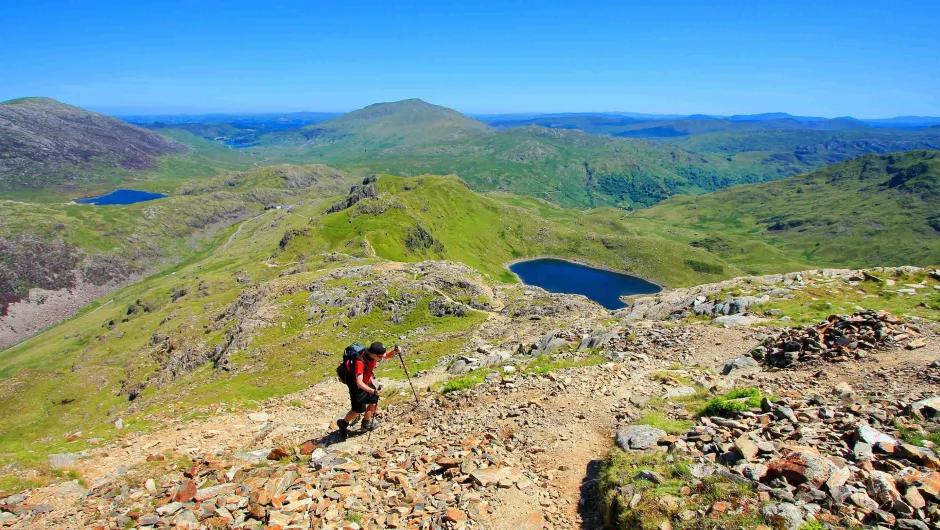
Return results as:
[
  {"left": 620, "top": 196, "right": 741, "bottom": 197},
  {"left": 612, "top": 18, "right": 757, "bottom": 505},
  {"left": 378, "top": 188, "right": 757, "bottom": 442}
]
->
[{"left": 396, "top": 345, "right": 420, "bottom": 407}]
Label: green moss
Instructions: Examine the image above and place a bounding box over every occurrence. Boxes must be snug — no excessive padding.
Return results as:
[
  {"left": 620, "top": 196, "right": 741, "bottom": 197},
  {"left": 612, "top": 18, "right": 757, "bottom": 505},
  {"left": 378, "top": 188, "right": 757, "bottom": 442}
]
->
[
  {"left": 440, "top": 369, "right": 491, "bottom": 394},
  {"left": 698, "top": 388, "right": 767, "bottom": 417},
  {"left": 636, "top": 412, "right": 693, "bottom": 435}
]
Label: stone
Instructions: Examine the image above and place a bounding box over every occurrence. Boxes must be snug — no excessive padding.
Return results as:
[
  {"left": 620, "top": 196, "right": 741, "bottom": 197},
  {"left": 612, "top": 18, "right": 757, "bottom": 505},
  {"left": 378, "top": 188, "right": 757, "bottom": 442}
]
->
[
  {"left": 849, "top": 491, "right": 879, "bottom": 512},
  {"left": 144, "top": 478, "right": 156, "bottom": 492},
  {"left": 447, "top": 359, "right": 473, "bottom": 375},
  {"left": 896, "top": 519, "right": 929, "bottom": 530},
  {"left": 156, "top": 502, "right": 184, "bottom": 516},
  {"left": 734, "top": 435, "right": 760, "bottom": 462},
  {"left": 635, "top": 470, "right": 666, "bottom": 484},
  {"left": 247, "top": 411, "right": 269, "bottom": 422},
  {"left": 267, "top": 446, "right": 290, "bottom": 460},
  {"left": 868, "top": 470, "right": 902, "bottom": 506},
  {"left": 172, "top": 480, "right": 197, "bottom": 503},
  {"left": 722, "top": 356, "right": 760, "bottom": 376},
  {"left": 616, "top": 425, "right": 667, "bottom": 450},
  {"left": 761, "top": 503, "right": 804, "bottom": 530},
  {"left": 711, "top": 315, "right": 761, "bottom": 327},
  {"left": 512, "top": 512, "right": 546, "bottom": 530},
  {"left": 443, "top": 509, "right": 467, "bottom": 523},
  {"left": 896, "top": 443, "right": 940, "bottom": 468},
  {"left": 854, "top": 442, "right": 874, "bottom": 462},
  {"left": 857, "top": 425, "right": 898, "bottom": 446},
  {"left": 48, "top": 453, "right": 78, "bottom": 469},
  {"left": 114, "top": 418, "right": 123, "bottom": 429},
  {"left": 233, "top": 449, "right": 271, "bottom": 464},
  {"left": 825, "top": 466, "right": 851, "bottom": 491},
  {"left": 909, "top": 396, "right": 940, "bottom": 420},
  {"left": 469, "top": 467, "right": 513, "bottom": 487},
  {"left": 172, "top": 510, "right": 199, "bottom": 530},
  {"left": 903, "top": 486, "right": 926, "bottom": 509},
  {"left": 765, "top": 450, "right": 833, "bottom": 487},
  {"left": 664, "top": 386, "right": 696, "bottom": 399}
]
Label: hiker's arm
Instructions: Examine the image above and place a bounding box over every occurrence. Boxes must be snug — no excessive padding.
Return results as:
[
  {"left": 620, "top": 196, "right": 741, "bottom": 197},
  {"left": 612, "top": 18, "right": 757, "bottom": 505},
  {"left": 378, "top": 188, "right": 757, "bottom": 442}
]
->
[
  {"left": 382, "top": 346, "right": 401, "bottom": 360},
  {"left": 355, "top": 373, "right": 376, "bottom": 394}
]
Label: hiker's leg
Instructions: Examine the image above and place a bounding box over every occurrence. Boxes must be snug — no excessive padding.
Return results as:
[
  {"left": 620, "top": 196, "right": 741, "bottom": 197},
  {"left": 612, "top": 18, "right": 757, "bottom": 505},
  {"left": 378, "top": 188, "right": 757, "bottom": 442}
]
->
[
  {"left": 363, "top": 403, "right": 377, "bottom": 421},
  {"left": 343, "top": 410, "right": 360, "bottom": 423}
]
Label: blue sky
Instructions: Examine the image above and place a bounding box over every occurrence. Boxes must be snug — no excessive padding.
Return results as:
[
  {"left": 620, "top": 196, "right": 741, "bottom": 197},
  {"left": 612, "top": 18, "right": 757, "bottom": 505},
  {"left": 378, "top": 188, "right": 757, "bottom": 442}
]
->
[{"left": 2, "top": 0, "right": 938, "bottom": 117}]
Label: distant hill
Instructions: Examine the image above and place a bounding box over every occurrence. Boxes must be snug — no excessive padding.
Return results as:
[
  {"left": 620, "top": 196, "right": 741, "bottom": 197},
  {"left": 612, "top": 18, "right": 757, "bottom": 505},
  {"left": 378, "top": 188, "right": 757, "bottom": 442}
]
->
[
  {"left": 638, "top": 150, "right": 940, "bottom": 267},
  {"left": 260, "top": 98, "right": 491, "bottom": 155},
  {"left": 728, "top": 112, "right": 828, "bottom": 122},
  {"left": 0, "top": 98, "right": 188, "bottom": 192},
  {"left": 487, "top": 115, "right": 642, "bottom": 134}
]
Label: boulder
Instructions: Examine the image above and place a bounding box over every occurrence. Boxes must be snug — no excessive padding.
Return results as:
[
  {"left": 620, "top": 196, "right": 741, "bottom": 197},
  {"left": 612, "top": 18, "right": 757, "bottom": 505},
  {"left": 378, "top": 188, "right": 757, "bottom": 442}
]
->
[
  {"left": 664, "top": 386, "right": 696, "bottom": 399},
  {"left": 857, "top": 425, "right": 898, "bottom": 446},
  {"left": 761, "top": 503, "right": 805, "bottom": 530},
  {"left": 447, "top": 359, "right": 474, "bottom": 375},
  {"left": 541, "top": 337, "right": 568, "bottom": 356},
  {"left": 765, "top": 450, "right": 834, "bottom": 487},
  {"left": 247, "top": 411, "right": 270, "bottom": 423},
  {"left": 616, "top": 425, "right": 667, "bottom": 451},
  {"left": 48, "top": 453, "right": 79, "bottom": 469},
  {"left": 734, "top": 435, "right": 760, "bottom": 462},
  {"left": 868, "top": 470, "right": 903, "bottom": 506},
  {"left": 722, "top": 356, "right": 760, "bottom": 376},
  {"left": 909, "top": 396, "right": 940, "bottom": 420},
  {"left": 711, "top": 315, "right": 761, "bottom": 327}
]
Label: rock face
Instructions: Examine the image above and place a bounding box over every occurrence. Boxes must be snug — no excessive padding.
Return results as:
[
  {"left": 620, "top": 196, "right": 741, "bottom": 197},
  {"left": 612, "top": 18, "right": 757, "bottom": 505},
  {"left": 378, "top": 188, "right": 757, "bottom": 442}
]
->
[{"left": 0, "top": 97, "right": 188, "bottom": 191}]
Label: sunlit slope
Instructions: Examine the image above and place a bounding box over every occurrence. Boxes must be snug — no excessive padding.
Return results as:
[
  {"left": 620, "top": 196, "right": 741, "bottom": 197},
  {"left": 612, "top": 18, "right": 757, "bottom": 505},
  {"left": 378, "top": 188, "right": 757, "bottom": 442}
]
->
[{"left": 637, "top": 150, "right": 940, "bottom": 267}]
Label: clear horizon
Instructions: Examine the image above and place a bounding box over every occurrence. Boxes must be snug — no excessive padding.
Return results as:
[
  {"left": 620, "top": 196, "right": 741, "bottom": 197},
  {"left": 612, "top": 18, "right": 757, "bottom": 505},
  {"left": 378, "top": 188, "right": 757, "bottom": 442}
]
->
[{"left": 3, "top": 0, "right": 938, "bottom": 118}]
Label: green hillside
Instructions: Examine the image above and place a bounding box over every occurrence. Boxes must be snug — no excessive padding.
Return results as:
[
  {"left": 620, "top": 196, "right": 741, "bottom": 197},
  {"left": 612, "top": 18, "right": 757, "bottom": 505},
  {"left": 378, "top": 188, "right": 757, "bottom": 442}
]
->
[
  {"left": 166, "top": 99, "right": 940, "bottom": 210},
  {"left": 0, "top": 164, "right": 352, "bottom": 345},
  {"left": 0, "top": 170, "right": 768, "bottom": 470},
  {"left": 637, "top": 150, "right": 940, "bottom": 267},
  {"left": 258, "top": 98, "right": 491, "bottom": 155}
]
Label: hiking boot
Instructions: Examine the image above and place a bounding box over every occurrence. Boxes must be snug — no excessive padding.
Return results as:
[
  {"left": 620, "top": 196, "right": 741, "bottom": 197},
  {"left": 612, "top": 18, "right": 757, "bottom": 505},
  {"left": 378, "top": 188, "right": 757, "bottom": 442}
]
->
[
  {"left": 361, "top": 418, "right": 381, "bottom": 433},
  {"left": 337, "top": 419, "right": 349, "bottom": 441}
]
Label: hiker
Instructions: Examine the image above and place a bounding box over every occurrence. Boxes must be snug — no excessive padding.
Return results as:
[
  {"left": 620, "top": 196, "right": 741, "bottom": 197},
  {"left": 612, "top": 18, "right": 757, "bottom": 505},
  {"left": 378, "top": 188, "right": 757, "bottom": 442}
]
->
[{"left": 337, "top": 342, "right": 401, "bottom": 440}]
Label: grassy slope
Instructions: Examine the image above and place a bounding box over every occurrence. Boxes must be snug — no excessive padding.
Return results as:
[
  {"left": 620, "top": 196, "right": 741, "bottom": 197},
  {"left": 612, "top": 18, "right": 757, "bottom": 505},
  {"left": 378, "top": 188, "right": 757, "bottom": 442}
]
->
[
  {"left": 0, "top": 171, "right": 759, "bottom": 472},
  {"left": 280, "top": 174, "right": 740, "bottom": 287},
  {"left": 636, "top": 150, "right": 940, "bottom": 268},
  {"left": 0, "top": 164, "right": 352, "bottom": 328}
]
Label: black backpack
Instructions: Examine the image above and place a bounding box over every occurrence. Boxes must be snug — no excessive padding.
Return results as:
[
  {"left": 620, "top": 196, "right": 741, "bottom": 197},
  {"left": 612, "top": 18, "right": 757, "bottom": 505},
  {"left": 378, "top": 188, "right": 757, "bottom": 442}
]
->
[{"left": 336, "top": 343, "right": 366, "bottom": 384}]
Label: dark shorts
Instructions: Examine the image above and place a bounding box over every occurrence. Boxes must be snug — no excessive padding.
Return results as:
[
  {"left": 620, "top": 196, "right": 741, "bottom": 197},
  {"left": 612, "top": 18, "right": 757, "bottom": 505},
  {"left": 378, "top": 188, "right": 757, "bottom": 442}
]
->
[{"left": 348, "top": 382, "right": 379, "bottom": 413}]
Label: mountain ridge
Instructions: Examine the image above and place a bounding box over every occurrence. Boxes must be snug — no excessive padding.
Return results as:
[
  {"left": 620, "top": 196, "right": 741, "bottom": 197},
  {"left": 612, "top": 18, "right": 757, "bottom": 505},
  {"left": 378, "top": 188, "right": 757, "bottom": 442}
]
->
[{"left": 0, "top": 98, "right": 190, "bottom": 192}]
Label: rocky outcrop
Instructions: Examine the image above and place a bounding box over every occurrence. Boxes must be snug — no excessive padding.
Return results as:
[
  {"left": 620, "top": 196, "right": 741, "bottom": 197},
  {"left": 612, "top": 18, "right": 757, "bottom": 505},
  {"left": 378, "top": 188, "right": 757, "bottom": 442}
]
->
[
  {"left": 616, "top": 267, "right": 929, "bottom": 323},
  {"left": 326, "top": 175, "right": 379, "bottom": 213}
]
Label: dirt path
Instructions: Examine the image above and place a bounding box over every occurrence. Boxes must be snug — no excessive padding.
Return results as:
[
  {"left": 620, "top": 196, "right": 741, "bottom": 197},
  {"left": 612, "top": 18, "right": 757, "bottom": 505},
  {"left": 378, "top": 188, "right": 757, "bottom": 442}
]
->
[{"left": 221, "top": 212, "right": 266, "bottom": 251}]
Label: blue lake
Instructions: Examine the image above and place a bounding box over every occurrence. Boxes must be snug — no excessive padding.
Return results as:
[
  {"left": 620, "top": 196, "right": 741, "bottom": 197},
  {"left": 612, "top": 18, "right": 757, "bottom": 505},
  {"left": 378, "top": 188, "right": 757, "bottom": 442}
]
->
[
  {"left": 76, "top": 189, "right": 168, "bottom": 205},
  {"left": 509, "top": 258, "right": 661, "bottom": 310}
]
